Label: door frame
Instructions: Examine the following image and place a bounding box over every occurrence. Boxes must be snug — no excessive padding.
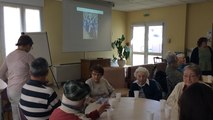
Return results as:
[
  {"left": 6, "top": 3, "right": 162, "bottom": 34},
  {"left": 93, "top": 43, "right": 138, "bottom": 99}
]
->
[{"left": 130, "top": 22, "right": 165, "bottom": 65}]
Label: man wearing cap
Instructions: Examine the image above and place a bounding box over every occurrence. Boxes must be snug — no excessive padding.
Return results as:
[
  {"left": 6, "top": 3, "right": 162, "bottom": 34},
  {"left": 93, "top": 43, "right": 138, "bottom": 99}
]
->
[
  {"left": 0, "top": 34, "right": 35, "bottom": 120},
  {"left": 49, "top": 80, "right": 109, "bottom": 120}
]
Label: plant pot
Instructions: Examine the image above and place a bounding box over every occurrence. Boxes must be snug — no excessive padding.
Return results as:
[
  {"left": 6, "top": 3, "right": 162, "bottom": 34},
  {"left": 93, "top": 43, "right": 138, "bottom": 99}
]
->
[{"left": 117, "top": 59, "right": 126, "bottom": 67}]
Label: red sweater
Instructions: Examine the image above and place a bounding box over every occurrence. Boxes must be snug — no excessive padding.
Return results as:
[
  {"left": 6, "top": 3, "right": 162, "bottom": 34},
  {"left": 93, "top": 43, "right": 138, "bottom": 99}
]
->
[{"left": 49, "top": 108, "right": 100, "bottom": 120}]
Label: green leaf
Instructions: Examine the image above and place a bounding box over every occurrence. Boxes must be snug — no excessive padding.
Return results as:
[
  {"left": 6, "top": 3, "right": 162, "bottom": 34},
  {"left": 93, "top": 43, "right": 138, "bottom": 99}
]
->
[{"left": 111, "top": 34, "right": 130, "bottom": 60}]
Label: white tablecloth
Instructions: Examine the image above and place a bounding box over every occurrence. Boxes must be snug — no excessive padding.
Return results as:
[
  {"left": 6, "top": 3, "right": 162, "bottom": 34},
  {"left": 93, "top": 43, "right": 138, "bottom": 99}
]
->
[{"left": 85, "top": 97, "right": 162, "bottom": 120}]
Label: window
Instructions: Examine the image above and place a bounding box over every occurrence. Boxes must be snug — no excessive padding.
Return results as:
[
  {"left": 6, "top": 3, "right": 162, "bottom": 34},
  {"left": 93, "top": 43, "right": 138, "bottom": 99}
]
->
[
  {"left": 25, "top": 8, "right": 41, "bottom": 32},
  {"left": 131, "top": 23, "right": 164, "bottom": 65},
  {"left": 1, "top": 3, "right": 42, "bottom": 56},
  {"left": 3, "top": 6, "right": 21, "bottom": 56}
]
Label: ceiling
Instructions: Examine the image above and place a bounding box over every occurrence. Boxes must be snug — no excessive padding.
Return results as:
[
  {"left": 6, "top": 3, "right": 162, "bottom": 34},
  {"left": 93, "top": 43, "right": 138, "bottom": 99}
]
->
[{"left": 103, "top": 0, "right": 212, "bottom": 11}]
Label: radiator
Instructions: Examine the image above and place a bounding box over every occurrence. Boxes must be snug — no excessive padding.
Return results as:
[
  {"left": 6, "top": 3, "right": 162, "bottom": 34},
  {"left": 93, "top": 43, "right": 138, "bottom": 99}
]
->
[{"left": 52, "top": 63, "right": 81, "bottom": 84}]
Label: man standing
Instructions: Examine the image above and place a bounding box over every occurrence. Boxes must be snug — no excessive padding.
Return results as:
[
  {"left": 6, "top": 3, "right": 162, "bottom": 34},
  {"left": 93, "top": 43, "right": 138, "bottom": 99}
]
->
[{"left": 0, "top": 35, "right": 35, "bottom": 120}]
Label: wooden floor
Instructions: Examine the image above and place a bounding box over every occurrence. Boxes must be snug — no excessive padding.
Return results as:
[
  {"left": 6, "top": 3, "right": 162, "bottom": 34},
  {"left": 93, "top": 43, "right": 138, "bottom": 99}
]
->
[
  {"left": 2, "top": 111, "right": 12, "bottom": 120},
  {"left": 2, "top": 100, "right": 12, "bottom": 120}
]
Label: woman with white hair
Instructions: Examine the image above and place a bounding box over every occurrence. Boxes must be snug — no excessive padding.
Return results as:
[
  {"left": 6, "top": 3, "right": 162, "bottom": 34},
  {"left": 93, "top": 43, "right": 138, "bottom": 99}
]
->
[
  {"left": 129, "top": 67, "right": 162, "bottom": 101},
  {"left": 176, "top": 53, "right": 187, "bottom": 73}
]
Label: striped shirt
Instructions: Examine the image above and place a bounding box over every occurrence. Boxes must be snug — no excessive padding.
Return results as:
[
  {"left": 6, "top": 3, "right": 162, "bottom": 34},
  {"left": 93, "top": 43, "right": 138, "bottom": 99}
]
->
[{"left": 19, "top": 80, "right": 61, "bottom": 120}]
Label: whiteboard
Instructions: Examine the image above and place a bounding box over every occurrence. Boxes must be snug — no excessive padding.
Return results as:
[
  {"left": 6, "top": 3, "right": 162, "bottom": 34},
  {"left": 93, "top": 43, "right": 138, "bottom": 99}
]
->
[{"left": 24, "top": 32, "right": 52, "bottom": 66}]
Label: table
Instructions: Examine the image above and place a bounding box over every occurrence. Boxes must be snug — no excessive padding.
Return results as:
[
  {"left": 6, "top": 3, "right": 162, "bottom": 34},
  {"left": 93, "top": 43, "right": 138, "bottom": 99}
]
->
[
  {"left": 202, "top": 75, "right": 213, "bottom": 87},
  {"left": 202, "top": 75, "right": 213, "bottom": 83},
  {"left": 85, "top": 97, "right": 161, "bottom": 120}
]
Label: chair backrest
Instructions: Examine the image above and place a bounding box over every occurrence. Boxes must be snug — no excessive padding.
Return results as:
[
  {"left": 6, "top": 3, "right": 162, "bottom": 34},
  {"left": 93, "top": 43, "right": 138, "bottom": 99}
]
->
[
  {"left": 154, "top": 70, "right": 168, "bottom": 93},
  {"left": 127, "top": 64, "right": 155, "bottom": 81},
  {"left": 166, "top": 76, "right": 175, "bottom": 96},
  {"left": 103, "top": 67, "right": 127, "bottom": 89},
  {"left": 154, "top": 62, "right": 167, "bottom": 72}
]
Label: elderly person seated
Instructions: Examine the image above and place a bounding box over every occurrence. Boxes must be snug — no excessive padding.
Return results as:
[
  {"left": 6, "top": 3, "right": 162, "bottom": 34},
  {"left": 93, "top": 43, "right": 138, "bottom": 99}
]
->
[
  {"left": 166, "top": 51, "right": 183, "bottom": 95},
  {"left": 129, "top": 67, "right": 162, "bottom": 101},
  {"left": 85, "top": 64, "right": 115, "bottom": 101},
  {"left": 166, "top": 63, "right": 202, "bottom": 120},
  {"left": 49, "top": 80, "right": 109, "bottom": 120},
  {"left": 176, "top": 53, "right": 187, "bottom": 73}
]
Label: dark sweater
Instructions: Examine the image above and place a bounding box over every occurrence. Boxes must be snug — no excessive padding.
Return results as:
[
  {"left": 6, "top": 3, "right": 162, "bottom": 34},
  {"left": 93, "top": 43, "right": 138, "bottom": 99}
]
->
[
  {"left": 129, "top": 79, "right": 162, "bottom": 101},
  {"left": 191, "top": 46, "right": 213, "bottom": 64}
]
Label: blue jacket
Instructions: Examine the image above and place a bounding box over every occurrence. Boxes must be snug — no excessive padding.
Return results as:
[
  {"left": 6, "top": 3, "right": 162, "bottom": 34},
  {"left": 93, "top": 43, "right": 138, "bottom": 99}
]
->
[{"left": 129, "top": 79, "right": 162, "bottom": 101}]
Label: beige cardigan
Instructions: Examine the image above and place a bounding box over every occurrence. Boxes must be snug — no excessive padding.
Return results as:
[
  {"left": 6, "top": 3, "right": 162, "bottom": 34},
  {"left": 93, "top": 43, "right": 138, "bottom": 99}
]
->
[{"left": 166, "top": 82, "right": 185, "bottom": 120}]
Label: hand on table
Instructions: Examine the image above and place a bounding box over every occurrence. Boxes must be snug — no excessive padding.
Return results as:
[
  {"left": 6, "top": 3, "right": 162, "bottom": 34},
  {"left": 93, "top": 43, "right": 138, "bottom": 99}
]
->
[{"left": 98, "top": 102, "right": 110, "bottom": 115}]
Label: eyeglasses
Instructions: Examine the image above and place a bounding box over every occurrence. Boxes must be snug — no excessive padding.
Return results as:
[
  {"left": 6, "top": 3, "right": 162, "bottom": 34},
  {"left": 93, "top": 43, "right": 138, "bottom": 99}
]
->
[{"left": 183, "top": 74, "right": 197, "bottom": 78}]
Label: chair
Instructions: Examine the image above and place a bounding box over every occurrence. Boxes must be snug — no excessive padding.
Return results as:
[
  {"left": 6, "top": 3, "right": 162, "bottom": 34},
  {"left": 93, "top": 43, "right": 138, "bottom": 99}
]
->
[
  {"left": 153, "top": 70, "right": 168, "bottom": 99},
  {"left": 103, "top": 67, "right": 129, "bottom": 97},
  {"left": 166, "top": 77, "right": 175, "bottom": 98},
  {"left": 154, "top": 62, "right": 167, "bottom": 72}
]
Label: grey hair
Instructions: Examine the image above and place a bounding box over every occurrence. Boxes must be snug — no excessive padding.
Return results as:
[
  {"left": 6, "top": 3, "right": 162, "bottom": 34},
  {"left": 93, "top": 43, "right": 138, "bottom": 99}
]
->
[
  {"left": 30, "top": 57, "right": 49, "bottom": 77},
  {"left": 166, "top": 51, "right": 177, "bottom": 64},
  {"left": 176, "top": 53, "right": 185, "bottom": 58},
  {"left": 183, "top": 63, "right": 202, "bottom": 81},
  {"left": 134, "top": 67, "right": 150, "bottom": 78}
]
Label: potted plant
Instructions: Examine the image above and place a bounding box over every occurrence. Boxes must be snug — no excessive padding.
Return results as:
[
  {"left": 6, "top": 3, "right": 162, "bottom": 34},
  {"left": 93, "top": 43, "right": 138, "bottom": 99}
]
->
[{"left": 111, "top": 34, "right": 130, "bottom": 67}]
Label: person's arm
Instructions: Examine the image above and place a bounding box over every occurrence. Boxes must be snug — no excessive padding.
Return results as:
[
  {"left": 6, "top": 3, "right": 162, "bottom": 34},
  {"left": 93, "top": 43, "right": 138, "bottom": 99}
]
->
[
  {"left": 85, "top": 110, "right": 100, "bottom": 120},
  {"left": 190, "top": 47, "right": 198, "bottom": 64},
  {"left": 0, "top": 60, "right": 8, "bottom": 81},
  {"left": 129, "top": 82, "right": 136, "bottom": 97},
  {"left": 49, "top": 91, "right": 61, "bottom": 110},
  {"left": 152, "top": 80, "right": 162, "bottom": 101},
  {"left": 104, "top": 78, "right": 115, "bottom": 97},
  {"left": 26, "top": 53, "right": 35, "bottom": 65},
  {"left": 85, "top": 79, "right": 93, "bottom": 97},
  {"left": 85, "top": 103, "right": 110, "bottom": 120},
  {"left": 166, "top": 83, "right": 182, "bottom": 107}
]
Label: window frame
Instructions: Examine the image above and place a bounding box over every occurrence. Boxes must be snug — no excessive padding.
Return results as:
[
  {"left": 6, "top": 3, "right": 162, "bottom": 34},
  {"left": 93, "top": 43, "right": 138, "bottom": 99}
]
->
[
  {"left": 131, "top": 22, "right": 165, "bottom": 65},
  {"left": 0, "top": 2, "right": 43, "bottom": 58}
]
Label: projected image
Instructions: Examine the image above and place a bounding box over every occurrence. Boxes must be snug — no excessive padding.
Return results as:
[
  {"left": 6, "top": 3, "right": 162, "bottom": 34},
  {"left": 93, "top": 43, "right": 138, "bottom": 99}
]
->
[
  {"left": 83, "top": 13, "right": 98, "bottom": 39},
  {"left": 77, "top": 7, "right": 103, "bottom": 40}
]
